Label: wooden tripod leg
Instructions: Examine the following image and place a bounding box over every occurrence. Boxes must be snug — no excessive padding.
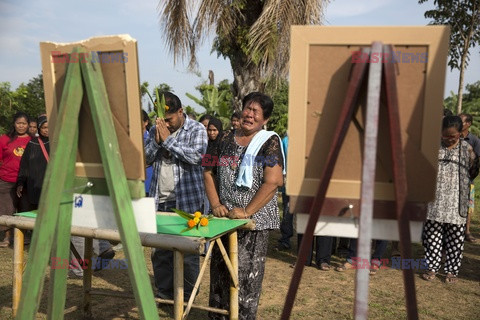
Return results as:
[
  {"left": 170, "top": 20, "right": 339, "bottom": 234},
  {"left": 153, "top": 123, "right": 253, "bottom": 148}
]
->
[
  {"left": 281, "top": 48, "right": 369, "bottom": 320},
  {"left": 47, "top": 129, "right": 77, "bottom": 320},
  {"left": 383, "top": 44, "right": 419, "bottom": 320},
  {"left": 16, "top": 52, "right": 84, "bottom": 320},
  {"left": 354, "top": 41, "right": 384, "bottom": 320}
]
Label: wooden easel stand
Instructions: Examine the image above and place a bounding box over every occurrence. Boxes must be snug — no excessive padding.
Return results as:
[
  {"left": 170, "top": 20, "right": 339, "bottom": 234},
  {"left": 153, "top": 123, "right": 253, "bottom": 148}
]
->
[
  {"left": 281, "top": 42, "right": 418, "bottom": 320},
  {"left": 15, "top": 47, "right": 159, "bottom": 320}
]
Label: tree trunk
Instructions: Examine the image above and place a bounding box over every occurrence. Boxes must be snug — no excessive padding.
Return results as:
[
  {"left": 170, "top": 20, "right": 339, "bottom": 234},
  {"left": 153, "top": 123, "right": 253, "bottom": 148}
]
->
[
  {"left": 208, "top": 70, "right": 214, "bottom": 86},
  {"left": 230, "top": 54, "right": 264, "bottom": 112},
  {"left": 457, "top": 51, "right": 466, "bottom": 114},
  {"left": 456, "top": 4, "right": 477, "bottom": 114},
  {"left": 457, "top": 38, "right": 472, "bottom": 114}
]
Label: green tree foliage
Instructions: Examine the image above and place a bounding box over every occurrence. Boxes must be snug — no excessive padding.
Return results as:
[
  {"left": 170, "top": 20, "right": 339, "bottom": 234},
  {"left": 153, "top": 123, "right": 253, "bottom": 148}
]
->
[
  {"left": 465, "top": 80, "right": 480, "bottom": 101},
  {"left": 157, "top": 0, "right": 328, "bottom": 110},
  {"left": 186, "top": 79, "right": 233, "bottom": 128},
  {"left": 419, "top": 0, "right": 480, "bottom": 113},
  {"left": 265, "top": 79, "right": 288, "bottom": 137},
  {"left": 141, "top": 82, "right": 174, "bottom": 117},
  {"left": 16, "top": 75, "right": 45, "bottom": 118},
  {"left": 183, "top": 105, "right": 197, "bottom": 119},
  {"left": 444, "top": 81, "right": 480, "bottom": 136},
  {"left": 154, "top": 83, "right": 173, "bottom": 95},
  {"left": 0, "top": 74, "right": 46, "bottom": 134}
]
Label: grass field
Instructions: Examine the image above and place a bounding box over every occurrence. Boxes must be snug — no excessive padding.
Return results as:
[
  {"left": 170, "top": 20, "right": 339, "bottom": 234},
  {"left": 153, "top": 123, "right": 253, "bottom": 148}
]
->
[{"left": 0, "top": 197, "right": 479, "bottom": 319}]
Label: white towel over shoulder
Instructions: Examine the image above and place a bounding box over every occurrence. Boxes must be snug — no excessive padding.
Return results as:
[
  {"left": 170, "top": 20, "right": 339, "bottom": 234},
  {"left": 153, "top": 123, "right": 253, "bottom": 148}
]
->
[{"left": 235, "top": 130, "right": 285, "bottom": 188}]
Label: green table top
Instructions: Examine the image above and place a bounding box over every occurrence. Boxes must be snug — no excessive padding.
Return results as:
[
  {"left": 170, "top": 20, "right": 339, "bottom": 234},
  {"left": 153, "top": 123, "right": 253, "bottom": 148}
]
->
[
  {"left": 15, "top": 211, "right": 37, "bottom": 219},
  {"left": 14, "top": 211, "right": 248, "bottom": 239},
  {"left": 156, "top": 215, "right": 248, "bottom": 238}
]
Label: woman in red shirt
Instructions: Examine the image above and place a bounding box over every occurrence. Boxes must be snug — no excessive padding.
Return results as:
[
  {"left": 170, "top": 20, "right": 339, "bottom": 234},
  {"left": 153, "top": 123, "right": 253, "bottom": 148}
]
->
[{"left": 0, "top": 112, "right": 31, "bottom": 247}]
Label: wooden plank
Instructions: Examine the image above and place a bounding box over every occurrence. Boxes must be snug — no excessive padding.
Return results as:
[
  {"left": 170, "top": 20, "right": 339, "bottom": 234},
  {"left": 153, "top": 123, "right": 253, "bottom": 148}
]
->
[
  {"left": 47, "top": 132, "right": 77, "bottom": 320},
  {"left": 80, "top": 56, "right": 159, "bottom": 320},
  {"left": 12, "top": 228, "right": 24, "bottom": 318},
  {"left": 83, "top": 237, "right": 94, "bottom": 318},
  {"left": 229, "top": 232, "right": 239, "bottom": 320},
  {"left": 154, "top": 297, "right": 229, "bottom": 315},
  {"left": 215, "top": 239, "right": 238, "bottom": 288},
  {"left": 354, "top": 41, "right": 383, "bottom": 320},
  {"left": 1, "top": 215, "right": 205, "bottom": 254},
  {"left": 383, "top": 44, "right": 419, "bottom": 320},
  {"left": 16, "top": 51, "right": 84, "bottom": 320},
  {"left": 174, "top": 251, "right": 184, "bottom": 320},
  {"left": 183, "top": 241, "right": 216, "bottom": 319}
]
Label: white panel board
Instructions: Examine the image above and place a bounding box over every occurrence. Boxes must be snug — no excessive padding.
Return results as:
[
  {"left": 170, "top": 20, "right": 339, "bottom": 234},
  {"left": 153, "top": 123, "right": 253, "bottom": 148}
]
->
[
  {"left": 296, "top": 214, "right": 423, "bottom": 242},
  {"left": 71, "top": 194, "right": 156, "bottom": 234}
]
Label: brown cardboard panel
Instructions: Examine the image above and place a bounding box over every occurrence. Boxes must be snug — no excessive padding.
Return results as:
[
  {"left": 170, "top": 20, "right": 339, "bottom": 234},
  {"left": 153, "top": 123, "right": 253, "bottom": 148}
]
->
[
  {"left": 40, "top": 35, "right": 144, "bottom": 180},
  {"left": 287, "top": 26, "right": 450, "bottom": 208}
]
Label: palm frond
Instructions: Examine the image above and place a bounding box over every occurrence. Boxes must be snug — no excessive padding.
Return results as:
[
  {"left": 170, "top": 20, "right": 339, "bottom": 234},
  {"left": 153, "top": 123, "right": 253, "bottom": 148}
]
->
[
  {"left": 171, "top": 208, "right": 194, "bottom": 220},
  {"left": 248, "top": 0, "right": 328, "bottom": 78},
  {"left": 158, "top": 0, "right": 195, "bottom": 67},
  {"left": 195, "top": 0, "right": 237, "bottom": 40}
]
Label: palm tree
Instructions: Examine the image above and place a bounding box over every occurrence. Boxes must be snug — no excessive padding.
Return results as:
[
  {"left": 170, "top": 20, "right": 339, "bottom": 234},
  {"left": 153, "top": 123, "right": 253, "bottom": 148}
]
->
[
  {"left": 186, "top": 84, "right": 231, "bottom": 126},
  {"left": 157, "top": 0, "right": 328, "bottom": 110}
]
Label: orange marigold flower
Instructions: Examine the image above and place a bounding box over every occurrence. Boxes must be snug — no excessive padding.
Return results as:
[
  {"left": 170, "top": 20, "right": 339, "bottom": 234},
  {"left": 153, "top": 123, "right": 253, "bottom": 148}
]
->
[
  {"left": 194, "top": 211, "right": 202, "bottom": 218},
  {"left": 165, "top": 105, "right": 170, "bottom": 111},
  {"left": 187, "top": 219, "right": 196, "bottom": 228},
  {"left": 200, "top": 217, "right": 209, "bottom": 226}
]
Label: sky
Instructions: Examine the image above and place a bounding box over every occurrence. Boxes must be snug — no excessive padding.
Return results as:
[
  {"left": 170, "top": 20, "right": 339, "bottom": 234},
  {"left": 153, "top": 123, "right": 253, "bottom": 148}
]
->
[{"left": 0, "top": 0, "right": 479, "bottom": 113}]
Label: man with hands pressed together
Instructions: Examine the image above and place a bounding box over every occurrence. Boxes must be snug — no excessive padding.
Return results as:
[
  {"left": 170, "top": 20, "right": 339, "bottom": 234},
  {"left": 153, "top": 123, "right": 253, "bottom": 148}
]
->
[{"left": 145, "top": 91, "right": 208, "bottom": 302}]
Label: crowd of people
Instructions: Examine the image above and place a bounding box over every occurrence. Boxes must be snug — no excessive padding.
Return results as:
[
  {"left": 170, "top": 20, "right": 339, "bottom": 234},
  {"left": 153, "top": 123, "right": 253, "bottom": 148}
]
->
[
  {"left": 1, "top": 95, "right": 478, "bottom": 318},
  {"left": 0, "top": 112, "right": 48, "bottom": 247}
]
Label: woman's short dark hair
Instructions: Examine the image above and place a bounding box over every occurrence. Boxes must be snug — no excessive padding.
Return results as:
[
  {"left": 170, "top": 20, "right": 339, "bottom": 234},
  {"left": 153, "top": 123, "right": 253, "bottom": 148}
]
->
[
  {"left": 162, "top": 92, "right": 182, "bottom": 114},
  {"left": 242, "top": 92, "right": 274, "bottom": 119},
  {"left": 442, "top": 115, "right": 463, "bottom": 132}
]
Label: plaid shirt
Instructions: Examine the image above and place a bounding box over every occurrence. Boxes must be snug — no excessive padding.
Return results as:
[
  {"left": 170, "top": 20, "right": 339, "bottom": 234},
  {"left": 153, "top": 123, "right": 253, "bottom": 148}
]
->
[{"left": 145, "top": 115, "right": 207, "bottom": 212}]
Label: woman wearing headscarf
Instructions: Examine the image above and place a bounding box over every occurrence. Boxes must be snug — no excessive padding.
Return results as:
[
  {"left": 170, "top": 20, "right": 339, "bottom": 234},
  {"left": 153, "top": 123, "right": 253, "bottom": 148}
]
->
[
  {"left": 16, "top": 114, "right": 49, "bottom": 210},
  {"left": 206, "top": 116, "right": 223, "bottom": 150},
  {"left": 0, "top": 111, "right": 31, "bottom": 247}
]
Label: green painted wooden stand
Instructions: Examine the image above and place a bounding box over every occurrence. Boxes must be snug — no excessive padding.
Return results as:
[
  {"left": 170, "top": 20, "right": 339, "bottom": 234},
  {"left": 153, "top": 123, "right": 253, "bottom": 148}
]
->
[{"left": 16, "top": 47, "right": 159, "bottom": 320}]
